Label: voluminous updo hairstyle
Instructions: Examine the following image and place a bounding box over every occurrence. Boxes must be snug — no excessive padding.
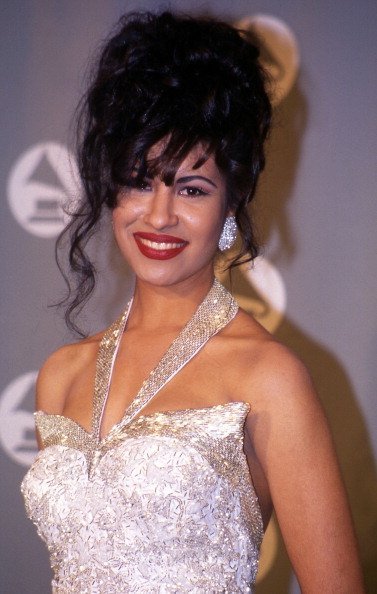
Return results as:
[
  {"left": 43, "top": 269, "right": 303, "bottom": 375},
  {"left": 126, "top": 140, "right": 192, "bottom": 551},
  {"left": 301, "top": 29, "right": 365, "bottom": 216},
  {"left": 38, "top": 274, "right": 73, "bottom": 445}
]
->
[{"left": 58, "top": 10, "right": 272, "bottom": 333}]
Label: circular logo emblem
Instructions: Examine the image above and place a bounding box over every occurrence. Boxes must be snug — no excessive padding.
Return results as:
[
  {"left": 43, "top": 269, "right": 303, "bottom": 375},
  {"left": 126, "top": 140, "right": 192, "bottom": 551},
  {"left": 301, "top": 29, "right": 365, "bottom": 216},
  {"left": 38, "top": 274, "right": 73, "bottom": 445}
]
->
[
  {"left": 236, "top": 14, "right": 300, "bottom": 104},
  {"left": 239, "top": 256, "right": 287, "bottom": 333},
  {"left": 7, "top": 142, "right": 80, "bottom": 238},
  {"left": 217, "top": 256, "right": 287, "bottom": 333},
  {"left": 0, "top": 372, "right": 38, "bottom": 466}
]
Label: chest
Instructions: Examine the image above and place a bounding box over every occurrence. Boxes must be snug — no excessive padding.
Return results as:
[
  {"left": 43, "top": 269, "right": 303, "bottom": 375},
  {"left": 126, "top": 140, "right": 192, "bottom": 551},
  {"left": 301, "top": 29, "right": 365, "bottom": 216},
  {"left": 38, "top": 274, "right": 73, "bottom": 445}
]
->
[
  {"left": 21, "top": 404, "right": 263, "bottom": 591},
  {"left": 63, "top": 332, "right": 233, "bottom": 438}
]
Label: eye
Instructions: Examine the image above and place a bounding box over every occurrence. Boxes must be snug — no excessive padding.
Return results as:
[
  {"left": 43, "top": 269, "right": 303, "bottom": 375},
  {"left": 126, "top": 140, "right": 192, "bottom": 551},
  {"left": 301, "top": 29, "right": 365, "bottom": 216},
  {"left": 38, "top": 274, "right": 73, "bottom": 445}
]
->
[
  {"left": 179, "top": 186, "right": 209, "bottom": 197},
  {"left": 124, "top": 178, "right": 152, "bottom": 192}
]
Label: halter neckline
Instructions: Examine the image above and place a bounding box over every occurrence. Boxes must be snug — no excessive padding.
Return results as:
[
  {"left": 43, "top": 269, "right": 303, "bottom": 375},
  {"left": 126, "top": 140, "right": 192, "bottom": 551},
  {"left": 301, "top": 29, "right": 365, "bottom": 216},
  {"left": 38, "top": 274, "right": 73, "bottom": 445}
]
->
[{"left": 91, "top": 278, "right": 239, "bottom": 449}]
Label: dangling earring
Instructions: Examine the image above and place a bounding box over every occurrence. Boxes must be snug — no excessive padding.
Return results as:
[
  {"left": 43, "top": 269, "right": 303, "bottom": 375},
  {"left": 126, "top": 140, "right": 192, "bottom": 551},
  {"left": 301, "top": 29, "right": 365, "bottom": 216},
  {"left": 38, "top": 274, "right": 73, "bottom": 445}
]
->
[{"left": 218, "top": 215, "right": 237, "bottom": 251}]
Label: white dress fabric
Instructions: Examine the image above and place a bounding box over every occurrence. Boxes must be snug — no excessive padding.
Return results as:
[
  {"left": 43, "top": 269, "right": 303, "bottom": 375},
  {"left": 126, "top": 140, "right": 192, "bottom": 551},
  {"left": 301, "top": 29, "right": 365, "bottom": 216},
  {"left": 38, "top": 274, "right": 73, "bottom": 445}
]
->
[{"left": 21, "top": 280, "right": 264, "bottom": 593}]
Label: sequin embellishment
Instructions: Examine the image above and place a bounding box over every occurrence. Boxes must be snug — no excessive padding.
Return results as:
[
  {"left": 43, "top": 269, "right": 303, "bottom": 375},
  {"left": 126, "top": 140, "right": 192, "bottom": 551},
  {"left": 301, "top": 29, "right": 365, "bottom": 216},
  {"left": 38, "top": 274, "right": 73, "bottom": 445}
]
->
[{"left": 21, "top": 279, "right": 264, "bottom": 593}]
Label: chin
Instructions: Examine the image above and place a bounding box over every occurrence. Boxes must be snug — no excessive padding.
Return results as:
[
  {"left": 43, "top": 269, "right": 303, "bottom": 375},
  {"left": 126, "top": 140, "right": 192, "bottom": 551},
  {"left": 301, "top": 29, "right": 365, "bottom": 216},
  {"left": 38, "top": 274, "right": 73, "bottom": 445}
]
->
[
  {"left": 135, "top": 271, "right": 191, "bottom": 288},
  {"left": 134, "top": 262, "right": 214, "bottom": 288},
  {"left": 124, "top": 243, "right": 217, "bottom": 288}
]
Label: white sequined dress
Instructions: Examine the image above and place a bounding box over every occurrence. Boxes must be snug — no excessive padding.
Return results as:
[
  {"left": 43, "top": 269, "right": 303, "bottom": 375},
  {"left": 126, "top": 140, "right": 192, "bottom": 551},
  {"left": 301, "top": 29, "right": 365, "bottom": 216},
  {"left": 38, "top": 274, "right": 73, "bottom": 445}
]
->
[{"left": 21, "top": 280, "right": 264, "bottom": 593}]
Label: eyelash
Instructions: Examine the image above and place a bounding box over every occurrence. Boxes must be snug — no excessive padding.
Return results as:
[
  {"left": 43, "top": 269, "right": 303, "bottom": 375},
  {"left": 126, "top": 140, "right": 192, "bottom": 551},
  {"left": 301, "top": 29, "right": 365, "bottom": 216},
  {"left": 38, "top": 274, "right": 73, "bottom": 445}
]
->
[
  {"left": 124, "top": 179, "right": 209, "bottom": 197},
  {"left": 124, "top": 179, "right": 151, "bottom": 191},
  {"left": 179, "top": 186, "right": 209, "bottom": 197}
]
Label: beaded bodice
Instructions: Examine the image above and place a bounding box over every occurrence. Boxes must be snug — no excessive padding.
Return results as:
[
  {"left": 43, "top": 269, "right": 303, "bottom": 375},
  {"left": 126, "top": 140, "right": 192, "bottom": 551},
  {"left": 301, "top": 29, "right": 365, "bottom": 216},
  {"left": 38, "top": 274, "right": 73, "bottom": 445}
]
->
[{"left": 21, "top": 280, "right": 263, "bottom": 593}]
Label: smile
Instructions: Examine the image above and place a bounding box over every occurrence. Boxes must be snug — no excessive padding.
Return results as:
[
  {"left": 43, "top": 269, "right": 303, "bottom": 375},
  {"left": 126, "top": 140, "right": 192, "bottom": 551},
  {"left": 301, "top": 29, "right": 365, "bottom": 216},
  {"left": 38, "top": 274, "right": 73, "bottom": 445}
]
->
[
  {"left": 133, "top": 233, "right": 188, "bottom": 260},
  {"left": 139, "top": 238, "right": 185, "bottom": 250}
]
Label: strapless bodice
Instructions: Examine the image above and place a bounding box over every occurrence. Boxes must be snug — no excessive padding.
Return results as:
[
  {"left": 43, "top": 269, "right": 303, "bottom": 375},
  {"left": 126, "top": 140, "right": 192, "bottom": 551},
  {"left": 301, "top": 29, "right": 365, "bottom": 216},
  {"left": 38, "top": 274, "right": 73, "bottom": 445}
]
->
[
  {"left": 21, "top": 402, "right": 263, "bottom": 593},
  {"left": 21, "top": 280, "right": 264, "bottom": 593}
]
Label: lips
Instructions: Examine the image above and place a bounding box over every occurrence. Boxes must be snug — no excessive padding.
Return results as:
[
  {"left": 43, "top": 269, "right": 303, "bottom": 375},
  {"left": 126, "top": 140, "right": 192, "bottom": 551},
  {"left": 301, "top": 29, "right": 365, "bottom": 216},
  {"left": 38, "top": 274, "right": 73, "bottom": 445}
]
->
[{"left": 133, "top": 232, "right": 188, "bottom": 260}]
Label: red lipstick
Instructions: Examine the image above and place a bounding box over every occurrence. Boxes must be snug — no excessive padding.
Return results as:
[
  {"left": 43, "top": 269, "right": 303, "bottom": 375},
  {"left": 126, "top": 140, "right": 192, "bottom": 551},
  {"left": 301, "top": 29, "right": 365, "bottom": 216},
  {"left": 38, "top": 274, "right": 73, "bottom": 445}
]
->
[{"left": 133, "top": 232, "right": 188, "bottom": 260}]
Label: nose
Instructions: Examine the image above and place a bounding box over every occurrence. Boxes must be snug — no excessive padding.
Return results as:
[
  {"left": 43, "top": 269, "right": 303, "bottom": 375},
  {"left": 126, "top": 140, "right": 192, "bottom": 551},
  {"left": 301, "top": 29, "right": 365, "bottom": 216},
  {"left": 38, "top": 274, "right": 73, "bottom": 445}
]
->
[{"left": 143, "top": 183, "right": 179, "bottom": 229}]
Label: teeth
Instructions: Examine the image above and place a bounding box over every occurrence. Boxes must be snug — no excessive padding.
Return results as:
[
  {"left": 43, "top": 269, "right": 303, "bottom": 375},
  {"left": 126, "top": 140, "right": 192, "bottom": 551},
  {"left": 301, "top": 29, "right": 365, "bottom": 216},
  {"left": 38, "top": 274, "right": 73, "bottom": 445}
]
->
[{"left": 139, "top": 238, "right": 185, "bottom": 250}]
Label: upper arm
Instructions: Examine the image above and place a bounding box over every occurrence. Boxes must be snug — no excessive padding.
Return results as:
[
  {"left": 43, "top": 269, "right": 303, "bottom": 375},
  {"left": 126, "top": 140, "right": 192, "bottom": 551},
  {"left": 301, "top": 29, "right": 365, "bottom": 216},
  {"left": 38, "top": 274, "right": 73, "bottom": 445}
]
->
[
  {"left": 246, "top": 344, "right": 364, "bottom": 593},
  {"left": 34, "top": 330, "right": 103, "bottom": 449},
  {"left": 36, "top": 347, "right": 73, "bottom": 412},
  {"left": 34, "top": 345, "right": 78, "bottom": 449}
]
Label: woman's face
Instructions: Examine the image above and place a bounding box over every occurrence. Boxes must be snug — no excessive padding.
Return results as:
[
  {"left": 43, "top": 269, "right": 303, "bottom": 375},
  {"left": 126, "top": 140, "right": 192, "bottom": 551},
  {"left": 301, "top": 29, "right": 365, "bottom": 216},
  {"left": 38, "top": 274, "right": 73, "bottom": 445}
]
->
[{"left": 112, "top": 144, "right": 229, "bottom": 288}]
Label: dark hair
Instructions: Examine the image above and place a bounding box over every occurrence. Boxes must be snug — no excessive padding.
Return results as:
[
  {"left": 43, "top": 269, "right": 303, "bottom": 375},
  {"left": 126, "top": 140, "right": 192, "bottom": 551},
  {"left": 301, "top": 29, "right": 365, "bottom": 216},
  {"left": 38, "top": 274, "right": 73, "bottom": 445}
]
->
[{"left": 57, "top": 10, "right": 272, "bottom": 333}]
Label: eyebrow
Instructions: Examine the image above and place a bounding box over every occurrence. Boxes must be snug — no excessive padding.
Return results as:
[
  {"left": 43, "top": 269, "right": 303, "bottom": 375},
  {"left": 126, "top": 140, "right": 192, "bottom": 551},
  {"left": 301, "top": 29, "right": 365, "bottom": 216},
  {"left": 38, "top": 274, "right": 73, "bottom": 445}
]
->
[
  {"left": 176, "top": 175, "right": 218, "bottom": 188},
  {"left": 132, "top": 168, "right": 218, "bottom": 189}
]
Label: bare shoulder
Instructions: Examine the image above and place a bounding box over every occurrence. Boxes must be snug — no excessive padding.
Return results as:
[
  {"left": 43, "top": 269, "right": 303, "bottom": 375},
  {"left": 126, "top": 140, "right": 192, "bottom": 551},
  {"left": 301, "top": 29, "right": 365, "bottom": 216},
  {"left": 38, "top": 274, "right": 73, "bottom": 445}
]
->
[
  {"left": 36, "top": 330, "right": 104, "bottom": 414},
  {"left": 230, "top": 313, "right": 365, "bottom": 592},
  {"left": 228, "top": 308, "right": 316, "bottom": 414}
]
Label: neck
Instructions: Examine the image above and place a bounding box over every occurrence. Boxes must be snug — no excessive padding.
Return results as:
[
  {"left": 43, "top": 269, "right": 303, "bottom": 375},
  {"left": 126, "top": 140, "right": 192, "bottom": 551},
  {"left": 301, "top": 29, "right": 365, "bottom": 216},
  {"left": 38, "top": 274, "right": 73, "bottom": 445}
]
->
[{"left": 128, "top": 271, "right": 216, "bottom": 332}]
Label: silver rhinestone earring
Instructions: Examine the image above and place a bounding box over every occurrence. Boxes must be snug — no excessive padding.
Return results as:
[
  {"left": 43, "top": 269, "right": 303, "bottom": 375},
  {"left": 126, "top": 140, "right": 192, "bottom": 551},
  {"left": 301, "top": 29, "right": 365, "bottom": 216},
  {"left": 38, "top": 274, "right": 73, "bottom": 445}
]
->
[{"left": 218, "top": 216, "right": 237, "bottom": 251}]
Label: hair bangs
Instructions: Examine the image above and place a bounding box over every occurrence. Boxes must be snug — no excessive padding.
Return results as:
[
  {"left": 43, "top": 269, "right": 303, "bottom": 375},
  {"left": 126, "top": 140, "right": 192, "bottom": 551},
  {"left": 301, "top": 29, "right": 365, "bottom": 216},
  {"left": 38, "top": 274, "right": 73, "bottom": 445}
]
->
[{"left": 113, "top": 125, "right": 218, "bottom": 190}]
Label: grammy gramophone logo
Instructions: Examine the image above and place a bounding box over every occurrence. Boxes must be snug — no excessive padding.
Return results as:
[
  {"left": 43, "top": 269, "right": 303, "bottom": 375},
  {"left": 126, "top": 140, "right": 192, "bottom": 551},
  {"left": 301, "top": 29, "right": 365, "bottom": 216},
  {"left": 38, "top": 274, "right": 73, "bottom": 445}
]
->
[
  {"left": 7, "top": 141, "right": 79, "bottom": 238},
  {"left": 0, "top": 371, "right": 38, "bottom": 466}
]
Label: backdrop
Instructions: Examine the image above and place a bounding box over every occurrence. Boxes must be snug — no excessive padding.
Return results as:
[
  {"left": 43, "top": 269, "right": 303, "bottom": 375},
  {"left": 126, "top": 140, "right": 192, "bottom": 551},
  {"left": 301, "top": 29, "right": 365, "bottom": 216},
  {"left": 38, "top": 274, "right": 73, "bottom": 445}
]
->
[{"left": 1, "top": 1, "right": 376, "bottom": 592}]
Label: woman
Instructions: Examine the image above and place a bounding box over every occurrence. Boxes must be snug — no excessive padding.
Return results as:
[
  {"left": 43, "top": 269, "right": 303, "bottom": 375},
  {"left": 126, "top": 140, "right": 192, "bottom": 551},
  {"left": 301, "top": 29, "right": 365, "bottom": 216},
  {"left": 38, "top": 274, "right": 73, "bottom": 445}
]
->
[{"left": 21, "top": 11, "right": 364, "bottom": 593}]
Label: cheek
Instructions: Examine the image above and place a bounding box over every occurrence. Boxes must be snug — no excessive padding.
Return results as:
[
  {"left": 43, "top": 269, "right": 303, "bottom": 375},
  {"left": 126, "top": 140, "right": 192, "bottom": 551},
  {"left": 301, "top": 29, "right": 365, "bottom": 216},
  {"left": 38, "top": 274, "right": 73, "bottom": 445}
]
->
[
  {"left": 202, "top": 206, "right": 225, "bottom": 238},
  {"left": 111, "top": 208, "right": 134, "bottom": 251},
  {"left": 112, "top": 200, "right": 141, "bottom": 227},
  {"left": 185, "top": 210, "right": 217, "bottom": 237}
]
